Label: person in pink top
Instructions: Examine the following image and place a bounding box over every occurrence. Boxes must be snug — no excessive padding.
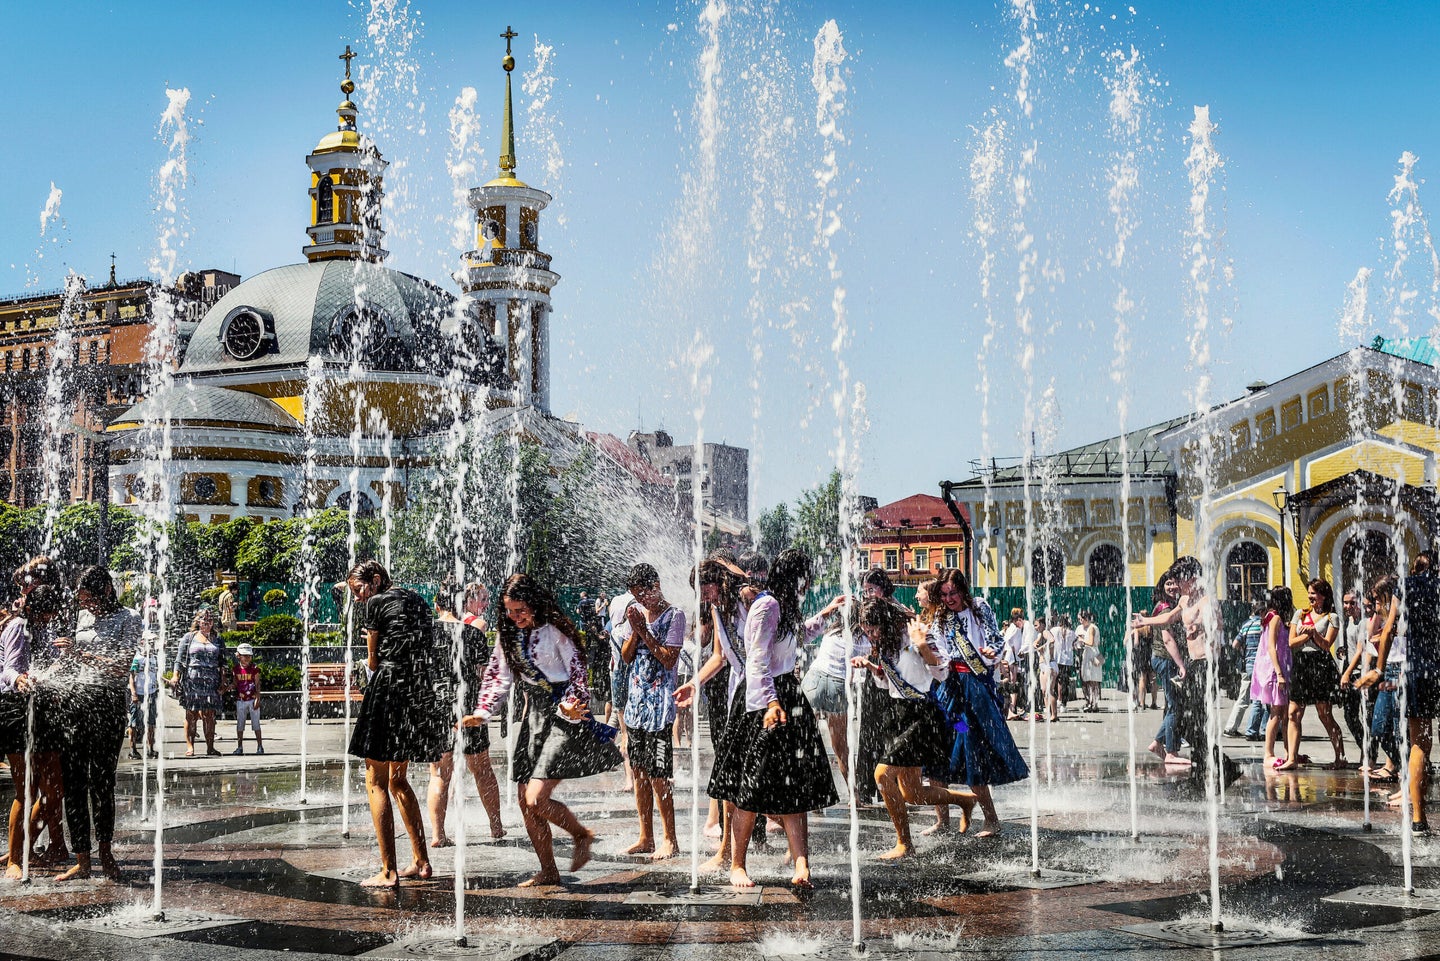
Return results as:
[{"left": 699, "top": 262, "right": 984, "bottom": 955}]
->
[{"left": 1251, "top": 586, "right": 1294, "bottom": 769}]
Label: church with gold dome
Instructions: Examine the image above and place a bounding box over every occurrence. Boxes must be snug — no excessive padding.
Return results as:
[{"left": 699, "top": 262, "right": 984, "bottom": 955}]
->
[{"left": 103, "top": 38, "right": 579, "bottom": 523}]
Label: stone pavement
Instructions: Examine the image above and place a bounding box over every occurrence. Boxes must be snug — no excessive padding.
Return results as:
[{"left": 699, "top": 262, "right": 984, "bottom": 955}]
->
[{"left": 2, "top": 690, "right": 1440, "bottom": 959}]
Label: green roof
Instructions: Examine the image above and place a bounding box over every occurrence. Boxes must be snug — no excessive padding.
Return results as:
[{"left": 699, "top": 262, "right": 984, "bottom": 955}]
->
[{"left": 949, "top": 414, "right": 1191, "bottom": 488}]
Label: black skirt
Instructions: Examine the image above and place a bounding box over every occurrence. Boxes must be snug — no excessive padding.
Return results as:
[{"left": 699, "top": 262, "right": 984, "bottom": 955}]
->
[
  {"left": 707, "top": 686, "right": 748, "bottom": 802},
  {"left": 0, "top": 692, "right": 24, "bottom": 756},
  {"left": 1290, "top": 650, "right": 1338, "bottom": 706},
  {"left": 512, "top": 680, "right": 622, "bottom": 782},
  {"left": 348, "top": 661, "right": 445, "bottom": 764},
  {"left": 873, "top": 695, "right": 949, "bottom": 771},
  {"left": 717, "top": 673, "right": 839, "bottom": 816}
]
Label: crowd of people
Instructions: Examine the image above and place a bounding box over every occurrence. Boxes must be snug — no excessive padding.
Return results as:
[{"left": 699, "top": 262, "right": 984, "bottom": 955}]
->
[{"left": 4, "top": 543, "right": 1439, "bottom": 891}]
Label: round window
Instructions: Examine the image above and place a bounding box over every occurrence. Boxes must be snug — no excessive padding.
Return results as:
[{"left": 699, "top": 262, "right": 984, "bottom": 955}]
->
[
  {"left": 257, "top": 479, "right": 277, "bottom": 502},
  {"left": 193, "top": 476, "right": 218, "bottom": 500}
]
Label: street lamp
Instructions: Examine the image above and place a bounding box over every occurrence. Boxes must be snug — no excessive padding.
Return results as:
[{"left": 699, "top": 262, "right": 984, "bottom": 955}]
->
[{"left": 1272, "top": 484, "right": 1290, "bottom": 587}]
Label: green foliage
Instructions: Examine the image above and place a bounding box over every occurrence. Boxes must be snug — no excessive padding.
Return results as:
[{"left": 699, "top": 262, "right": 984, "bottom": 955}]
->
[
  {"left": 252, "top": 614, "right": 301, "bottom": 646},
  {"left": 199, "top": 586, "right": 225, "bottom": 603},
  {"left": 262, "top": 588, "right": 289, "bottom": 608},
  {"left": 0, "top": 503, "right": 144, "bottom": 585},
  {"left": 756, "top": 502, "right": 793, "bottom": 558},
  {"left": 792, "top": 469, "right": 849, "bottom": 583},
  {"left": 307, "top": 630, "right": 342, "bottom": 647},
  {"left": 235, "top": 522, "right": 300, "bottom": 583},
  {"left": 221, "top": 630, "right": 254, "bottom": 648},
  {"left": 258, "top": 663, "right": 301, "bottom": 692}
]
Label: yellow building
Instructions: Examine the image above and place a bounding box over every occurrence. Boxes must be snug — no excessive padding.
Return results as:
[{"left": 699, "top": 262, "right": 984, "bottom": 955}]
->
[{"left": 946, "top": 342, "right": 1440, "bottom": 599}]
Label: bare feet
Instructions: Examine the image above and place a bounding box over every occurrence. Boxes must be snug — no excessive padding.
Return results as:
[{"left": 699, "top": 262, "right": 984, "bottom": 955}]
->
[
  {"left": 397, "top": 861, "right": 433, "bottom": 880},
  {"left": 650, "top": 840, "right": 678, "bottom": 860},
  {"left": 791, "top": 859, "right": 813, "bottom": 889},
  {"left": 730, "top": 866, "right": 755, "bottom": 888},
  {"left": 703, "top": 821, "right": 722, "bottom": 839},
  {"left": 489, "top": 825, "right": 507, "bottom": 840},
  {"left": 99, "top": 857, "right": 123, "bottom": 882},
  {"left": 623, "top": 839, "right": 655, "bottom": 856},
  {"left": 700, "top": 852, "right": 728, "bottom": 874},
  {"left": 430, "top": 836, "right": 454, "bottom": 849},
  {"left": 359, "top": 870, "right": 399, "bottom": 888},
  {"left": 3, "top": 864, "right": 20, "bottom": 881},
  {"left": 570, "top": 832, "right": 595, "bottom": 872},
  {"left": 957, "top": 795, "right": 976, "bottom": 834},
  {"left": 1163, "top": 754, "right": 1192, "bottom": 767},
  {"left": 518, "top": 870, "right": 561, "bottom": 887},
  {"left": 975, "top": 819, "right": 1003, "bottom": 839},
  {"left": 54, "top": 863, "right": 91, "bottom": 882},
  {"left": 877, "top": 844, "right": 912, "bottom": 860},
  {"left": 1147, "top": 740, "right": 1165, "bottom": 760},
  {"left": 920, "top": 820, "right": 949, "bottom": 837}
]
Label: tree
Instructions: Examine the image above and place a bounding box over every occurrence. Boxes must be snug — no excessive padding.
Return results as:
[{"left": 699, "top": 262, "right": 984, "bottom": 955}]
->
[
  {"left": 792, "top": 469, "right": 856, "bottom": 584},
  {"left": 756, "top": 502, "right": 793, "bottom": 558}
]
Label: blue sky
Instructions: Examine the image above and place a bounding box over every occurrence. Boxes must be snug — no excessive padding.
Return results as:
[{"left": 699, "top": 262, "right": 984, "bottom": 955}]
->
[{"left": 3, "top": 1, "right": 1439, "bottom": 514}]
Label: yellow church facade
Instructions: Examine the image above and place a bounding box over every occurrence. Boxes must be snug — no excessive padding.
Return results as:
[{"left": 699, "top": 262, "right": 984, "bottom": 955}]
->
[{"left": 946, "top": 342, "right": 1440, "bottom": 599}]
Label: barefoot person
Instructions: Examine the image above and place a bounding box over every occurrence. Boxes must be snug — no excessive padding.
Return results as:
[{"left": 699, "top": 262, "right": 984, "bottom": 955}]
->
[
  {"left": 58, "top": 566, "right": 140, "bottom": 881},
  {"left": 851, "top": 597, "right": 976, "bottom": 859},
  {"left": 927, "top": 568, "right": 1028, "bottom": 838},
  {"left": 0, "top": 584, "right": 67, "bottom": 880},
  {"left": 462, "top": 573, "right": 621, "bottom": 887},
  {"left": 428, "top": 581, "right": 506, "bottom": 846},
  {"left": 714, "top": 548, "right": 837, "bottom": 889},
  {"left": 616, "top": 564, "right": 686, "bottom": 859},
  {"left": 1252, "top": 587, "right": 1294, "bottom": 768},
  {"left": 675, "top": 557, "right": 749, "bottom": 877},
  {"left": 346, "top": 560, "right": 442, "bottom": 887}
]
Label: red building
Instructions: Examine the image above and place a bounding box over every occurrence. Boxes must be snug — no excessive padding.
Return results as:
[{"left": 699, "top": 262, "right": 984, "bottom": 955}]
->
[{"left": 859, "top": 493, "right": 972, "bottom": 585}]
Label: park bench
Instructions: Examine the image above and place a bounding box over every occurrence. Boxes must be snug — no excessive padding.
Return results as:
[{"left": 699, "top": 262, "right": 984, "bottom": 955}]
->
[{"left": 307, "top": 663, "right": 362, "bottom": 707}]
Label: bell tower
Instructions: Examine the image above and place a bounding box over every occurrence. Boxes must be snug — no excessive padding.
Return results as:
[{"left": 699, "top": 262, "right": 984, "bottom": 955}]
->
[
  {"left": 304, "top": 45, "right": 389, "bottom": 263},
  {"left": 455, "top": 26, "right": 560, "bottom": 412}
]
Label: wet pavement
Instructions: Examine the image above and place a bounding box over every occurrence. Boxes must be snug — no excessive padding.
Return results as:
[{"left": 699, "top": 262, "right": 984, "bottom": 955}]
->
[{"left": 3, "top": 694, "right": 1440, "bottom": 958}]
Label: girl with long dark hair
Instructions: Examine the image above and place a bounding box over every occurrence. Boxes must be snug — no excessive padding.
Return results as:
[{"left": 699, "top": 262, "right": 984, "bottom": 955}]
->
[
  {"left": 927, "top": 568, "right": 1028, "bottom": 838},
  {"left": 851, "top": 597, "right": 976, "bottom": 858},
  {"left": 346, "top": 559, "right": 442, "bottom": 887},
  {"left": 713, "top": 548, "right": 837, "bottom": 889},
  {"left": 462, "top": 572, "right": 620, "bottom": 887},
  {"left": 1288, "top": 577, "right": 1347, "bottom": 768}
]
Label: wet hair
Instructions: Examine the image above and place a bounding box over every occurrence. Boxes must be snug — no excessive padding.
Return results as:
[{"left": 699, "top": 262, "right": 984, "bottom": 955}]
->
[
  {"left": 1307, "top": 578, "right": 1335, "bottom": 615},
  {"left": 736, "top": 550, "right": 769, "bottom": 583},
  {"left": 463, "top": 582, "right": 488, "bottom": 608},
  {"left": 859, "top": 595, "right": 912, "bottom": 660},
  {"left": 23, "top": 584, "right": 66, "bottom": 620},
  {"left": 935, "top": 567, "right": 979, "bottom": 620},
  {"left": 1369, "top": 574, "right": 1399, "bottom": 606},
  {"left": 434, "top": 577, "right": 460, "bottom": 615},
  {"left": 499, "top": 573, "right": 585, "bottom": 667},
  {"left": 1250, "top": 597, "right": 1268, "bottom": 617},
  {"left": 1009, "top": 607, "right": 1024, "bottom": 620},
  {"left": 13, "top": 556, "right": 61, "bottom": 591},
  {"left": 708, "top": 547, "right": 739, "bottom": 565},
  {"left": 1151, "top": 576, "right": 1176, "bottom": 610},
  {"left": 1169, "top": 556, "right": 1203, "bottom": 582},
  {"left": 625, "top": 563, "right": 660, "bottom": 591},
  {"left": 1078, "top": 609, "right": 1095, "bottom": 623},
  {"left": 1266, "top": 586, "right": 1295, "bottom": 624},
  {"left": 75, "top": 565, "right": 119, "bottom": 613},
  {"left": 692, "top": 559, "right": 740, "bottom": 627},
  {"left": 861, "top": 568, "right": 895, "bottom": 598},
  {"left": 347, "top": 559, "right": 392, "bottom": 592},
  {"left": 768, "top": 548, "right": 811, "bottom": 642}
]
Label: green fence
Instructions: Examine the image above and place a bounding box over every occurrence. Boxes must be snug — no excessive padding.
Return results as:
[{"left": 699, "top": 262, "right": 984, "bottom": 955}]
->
[{"left": 804, "top": 584, "right": 1248, "bottom": 688}]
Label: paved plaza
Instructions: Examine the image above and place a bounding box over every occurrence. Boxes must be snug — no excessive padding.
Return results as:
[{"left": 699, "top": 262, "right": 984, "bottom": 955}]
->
[{"left": 4, "top": 693, "right": 1440, "bottom": 959}]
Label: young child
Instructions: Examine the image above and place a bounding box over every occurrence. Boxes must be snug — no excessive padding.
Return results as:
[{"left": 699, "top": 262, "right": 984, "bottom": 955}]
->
[{"left": 232, "top": 643, "right": 263, "bottom": 755}]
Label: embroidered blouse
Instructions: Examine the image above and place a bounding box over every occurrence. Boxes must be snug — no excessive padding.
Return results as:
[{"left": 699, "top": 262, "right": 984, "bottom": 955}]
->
[
  {"left": 868, "top": 639, "right": 947, "bottom": 700},
  {"left": 472, "top": 623, "right": 591, "bottom": 721}
]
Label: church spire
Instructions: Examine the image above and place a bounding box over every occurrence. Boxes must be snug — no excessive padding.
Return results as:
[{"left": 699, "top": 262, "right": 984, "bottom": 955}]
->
[
  {"left": 488, "top": 26, "right": 527, "bottom": 188},
  {"left": 303, "top": 43, "right": 389, "bottom": 263}
]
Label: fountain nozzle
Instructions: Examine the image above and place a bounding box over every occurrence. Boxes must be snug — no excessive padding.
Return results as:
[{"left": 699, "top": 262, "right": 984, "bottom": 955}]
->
[
  {"left": 1030, "top": 868, "right": 1042, "bottom": 879},
  {"left": 850, "top": 942, "right": 866, "bottom": 955},
  {"left": 152, "top": 911, "right": 166, "bottom": 923},
  {"left": 1362, "top": 821, "right": 1373, "bottom": 832},
  {"left": 1210, "top": 920, "right": 1224, "bottom": 933},
  {"left": 455, "top": 935, "right": 468, "bottom": 948}
]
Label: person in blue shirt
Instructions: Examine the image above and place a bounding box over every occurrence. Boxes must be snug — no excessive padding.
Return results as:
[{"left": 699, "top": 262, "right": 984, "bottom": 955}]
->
[{"left": 1223, "top": 598, "right": 1267, "bottom": 739}]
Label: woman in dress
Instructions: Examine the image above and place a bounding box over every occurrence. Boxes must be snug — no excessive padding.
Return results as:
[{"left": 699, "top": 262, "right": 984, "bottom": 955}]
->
[
  {"left": 928, "top": 568, "right": 1028, "bottom": 838},
  {"left": 716, "top": 548, "right": 837, "bottom": 889},
  {"left": 676, "top": 557, "right": 750, "bottom": 874},
  {"left": 1287, "top": 578, "right": 1348, "bottom": 768},
  {"left": 346, "top": 560, "right": 442, "bottom": 887},
  {"left": 171, "top": 606, "right": 227, "bottom": 757},
  {"left": 799, "top": 593, "right": 861, "bottom": 787},
  {"left": 851, "top": 597, "right": 976, "bottom": 859},
  {"left": 0, "top": 584, "right": 67, "bottom": 879},
  {"left": 1034, "top": 615, "right": 1058, "bottom": 722},
  {"left": 1252, "top": 586, "right": 1295, "bottom": 768},
  {"left": 428, "top": 580, "right": 505, "bottom": 846},
  {"left": 461, "top": 573, "right": 620, "bottom": 887},
  {"left": 58, "top": 566, "right": 140, "bottom": 881},
  {"left": 1077, "top": 609, "right": 1104, "bottom": 712}
]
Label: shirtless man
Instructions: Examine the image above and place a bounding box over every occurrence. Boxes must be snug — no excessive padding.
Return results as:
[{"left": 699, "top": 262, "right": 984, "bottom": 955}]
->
[{"left": 1133, "top": 557, "right": 1238, "bottom": 785}]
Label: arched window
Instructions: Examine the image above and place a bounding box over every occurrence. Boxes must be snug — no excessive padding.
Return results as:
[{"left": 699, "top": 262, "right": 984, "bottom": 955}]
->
[
  {"left": 1224, "top": 541, "right": 1269, "bottom": 602},
  {"left": 1088, "top": 544, "right": 1125, "bottom": 586},
  {"left": 1031, "top": 544, "right": 1065, "bottom": 587},
  {"left": 1341, "top": 530, "right": 1399, "bottom": 598},
  {"left": 317, "top": 176, "right": 334, "bottom": 224},
  {"left": 335, "top": 490, "right": 376, "bottom": 519}
]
